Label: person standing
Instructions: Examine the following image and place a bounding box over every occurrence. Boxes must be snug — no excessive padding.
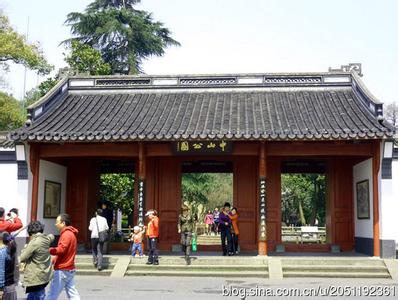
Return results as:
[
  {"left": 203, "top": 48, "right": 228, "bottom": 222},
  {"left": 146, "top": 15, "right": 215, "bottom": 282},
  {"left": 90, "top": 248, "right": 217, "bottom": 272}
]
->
[
  {"left": 101, "top": 202, "right": 114, "bottom": 254},
  {"left": 0, "top": 231, "right": 9, "bottom": 299},
  {"left": 3, "top": 232, "right": 18, "bottom": 300},
  {"left": 212, "top": 208, "right": 220, "bottom": 235},
  {"left": 46, "top": 214, "right": 80, "bottom": 300},
  {"left": 0, "top": 208, "right": 23, "bottom": 233},
  {"left": 19, "top": 221, "right": 54, "bottom": 300},
  {"left": 88, "top": 209, "right": 109, "bottom": 271},
  {"left": 219, "top": 202, "right": 233, "bottom": 256},
  {"left": 129, "top": 225, "right": 145, "bottom": 257},
  {"left": 204, "top": 211, "right": 214, "bottom": 236},
  {"left": 178, "top": 205, "right": 195, "bottom": 265},
  {"left": 229, "top": 207, "right": 240, "bottom": 254},
  {"left": 145, "top": 210, "right": 159, "bottom": 265}
]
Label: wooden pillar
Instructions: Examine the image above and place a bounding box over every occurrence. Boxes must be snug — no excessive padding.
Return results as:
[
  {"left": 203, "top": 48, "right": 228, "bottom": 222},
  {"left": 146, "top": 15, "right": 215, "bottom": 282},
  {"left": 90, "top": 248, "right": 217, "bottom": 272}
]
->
[
  {"left": 372, "top": 141, "right": 381, "bottom": 257},
  {"left": 258, "top": 142, "right": 267, "bottom": 255},
  {"left": 29, "top": 144, "right": 40, "bottom": 221},
  {"left": 136, "top": 142, "right": 146, "bottom": 225}
]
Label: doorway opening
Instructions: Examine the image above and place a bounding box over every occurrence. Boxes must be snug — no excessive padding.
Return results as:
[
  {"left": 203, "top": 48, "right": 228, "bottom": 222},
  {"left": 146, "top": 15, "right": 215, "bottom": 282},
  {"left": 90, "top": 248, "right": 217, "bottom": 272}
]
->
[
  {"left": 99, "top": 159, "right": 135, "bottom": 243},
  {"left": 181, "top": 161, "right": 233, "bottom": 246},
  {"left": 281, "top": 160, "right": 327, "bottom": 245}
]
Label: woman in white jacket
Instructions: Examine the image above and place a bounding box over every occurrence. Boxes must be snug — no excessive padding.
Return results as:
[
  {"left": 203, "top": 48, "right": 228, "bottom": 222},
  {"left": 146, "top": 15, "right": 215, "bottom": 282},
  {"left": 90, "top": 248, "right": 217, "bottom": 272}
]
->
[{"left": 88, "top": 209, "right": 109, "bottom": 271}]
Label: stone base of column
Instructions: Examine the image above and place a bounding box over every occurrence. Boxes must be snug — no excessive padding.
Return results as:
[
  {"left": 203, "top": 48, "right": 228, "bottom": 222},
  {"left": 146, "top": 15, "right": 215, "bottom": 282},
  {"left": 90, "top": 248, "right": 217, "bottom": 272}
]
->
[{"left": 258, "top": 241, "right": 267, "bottom": 256}]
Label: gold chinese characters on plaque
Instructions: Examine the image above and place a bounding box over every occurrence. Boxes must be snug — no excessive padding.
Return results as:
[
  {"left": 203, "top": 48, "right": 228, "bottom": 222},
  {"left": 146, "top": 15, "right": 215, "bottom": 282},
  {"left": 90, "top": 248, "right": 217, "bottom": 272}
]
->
[{"left": 173, "top": 141, "right": 233, "bottom": 155}]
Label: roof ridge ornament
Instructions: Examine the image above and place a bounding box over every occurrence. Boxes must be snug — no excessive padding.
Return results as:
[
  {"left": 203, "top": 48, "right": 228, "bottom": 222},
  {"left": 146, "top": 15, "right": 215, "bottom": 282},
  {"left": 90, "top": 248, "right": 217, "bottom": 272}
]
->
[{"left": 328, "top": 63, "right": 363, "bottom": 77}]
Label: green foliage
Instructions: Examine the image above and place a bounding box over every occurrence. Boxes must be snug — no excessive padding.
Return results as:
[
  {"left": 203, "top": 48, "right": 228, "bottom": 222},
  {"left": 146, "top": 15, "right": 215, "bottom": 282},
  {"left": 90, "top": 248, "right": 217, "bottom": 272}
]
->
[
  {"left": 24, "top": 77, "right": 59, "bottom": 107},
  {"left": 281, "top": 174, "right": 326, "bottom": 226},
  {"left": 64, "top": 0, "right": 180, "bottom": 74},
  {"left": 65, "top": 40, "right": 111, "bottom": 75},
  {"left": 0, "top": 91, "right": 24, "bottom": 130},
  {"left": 100, "top": 173, "right": 134, "bottom": 214},
  {"left": 182, "top": 173, "right": 233, "bottom": 212},
  {"left": 0, "top": 11, "right": 53, "bottom": 75}
]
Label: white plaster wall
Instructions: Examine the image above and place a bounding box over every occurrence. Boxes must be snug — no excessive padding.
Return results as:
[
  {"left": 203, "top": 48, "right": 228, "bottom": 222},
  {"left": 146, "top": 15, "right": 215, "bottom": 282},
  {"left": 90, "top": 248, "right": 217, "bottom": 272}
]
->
[
  {"left": 380, "top": 160, "right": 398, "bottom": 242},
  {"left": 0, "top": 161, "right": 29, "bottom": 237},
  {"left": 353, "top": 158, "right": 373, "bottom": 239},
  {"left": 37, "top": 160, "right": 67, "bottom": 235}
]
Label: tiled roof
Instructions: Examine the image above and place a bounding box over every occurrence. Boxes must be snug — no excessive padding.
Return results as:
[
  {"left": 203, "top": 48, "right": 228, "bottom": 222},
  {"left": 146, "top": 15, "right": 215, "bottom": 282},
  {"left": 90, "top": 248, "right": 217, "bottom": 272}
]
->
[
  {"left": 9, "top": 73, "right": 395, "bottom": 142},
  {"left": 0, "top": 131, "right": 14, "bottom": 148}
]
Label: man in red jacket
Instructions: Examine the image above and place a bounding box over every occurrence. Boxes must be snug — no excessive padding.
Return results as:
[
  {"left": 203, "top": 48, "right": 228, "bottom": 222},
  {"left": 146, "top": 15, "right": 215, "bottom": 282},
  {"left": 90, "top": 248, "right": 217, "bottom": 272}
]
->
[
  {"left": 0, "top": 207, "right": 23, "bottom": 233},
  {"left": 46, "top": 213, "right": 80, "bottom": 300}
]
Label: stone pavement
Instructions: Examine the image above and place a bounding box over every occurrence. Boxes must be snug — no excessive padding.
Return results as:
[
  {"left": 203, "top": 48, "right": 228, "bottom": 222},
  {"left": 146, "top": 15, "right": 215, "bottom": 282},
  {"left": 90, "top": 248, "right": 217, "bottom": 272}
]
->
[{"left": 15, "top": 276, "right": 398, "bottom": 300}]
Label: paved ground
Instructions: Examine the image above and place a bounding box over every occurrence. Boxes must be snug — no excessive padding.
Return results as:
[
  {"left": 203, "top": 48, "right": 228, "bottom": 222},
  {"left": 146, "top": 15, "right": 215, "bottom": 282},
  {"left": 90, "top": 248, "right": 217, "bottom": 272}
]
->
[{"left": 15, "top": 276, "right": 398, "bottom": 300}]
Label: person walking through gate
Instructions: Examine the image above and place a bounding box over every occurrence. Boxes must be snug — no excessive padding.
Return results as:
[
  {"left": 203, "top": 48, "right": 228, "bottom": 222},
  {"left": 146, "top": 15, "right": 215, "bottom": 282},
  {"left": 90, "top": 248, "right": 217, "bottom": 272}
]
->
[
  {"left": 20, "top": 221, "right": 54, "bottom": 300},
  {"left": 229, "top": 207, "right": 240, "bottom": 254},
  {"left": 145, "top": 210, "right": 159, "bottom": 265},
  {"left": 219, "top": 202, "right": 233, "bottom": 256},
  {"left": 204, "top": 210, "right": 214, "bottom": 236},
  {"left": 46, "top": 214, "right": 80, "bottom": 300},
  {"left": 88, "top": 209, "right": 109, "bottom": 271},
  {"left": 178, "top": 205, "right": 195, "bottom": 265},
  {"left": 213, "top": 208, "right": 220, "bottom": 235},
  {"left": 100, "top": 201, "right": 114, "bottom": 254}
]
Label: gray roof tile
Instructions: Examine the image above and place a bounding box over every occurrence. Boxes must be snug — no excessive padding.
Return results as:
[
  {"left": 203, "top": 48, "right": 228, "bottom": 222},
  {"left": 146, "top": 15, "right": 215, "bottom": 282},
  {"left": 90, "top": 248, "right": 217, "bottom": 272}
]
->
[{"left": 10, "top": 73, "right": 395, "bottom": 142}]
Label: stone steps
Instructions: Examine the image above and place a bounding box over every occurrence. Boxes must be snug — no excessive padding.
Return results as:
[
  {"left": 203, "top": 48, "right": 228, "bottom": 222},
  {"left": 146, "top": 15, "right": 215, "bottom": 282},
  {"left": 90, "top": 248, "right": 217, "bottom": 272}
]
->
[
  {"left": 281, "top": 258, "right": 391, "bottom": 279},
  {"left": 127, "top": 264, "right": 267, "bottom": 271},
  {"left": 126, "top": 256, "right": 268, "bottom": 278},
  {"left": 72, "top": 255, "right": 393, "bottom": 279},
  {"left": 75, "top": 257, "right": 117, "bottom": 276},
  {"left": 283, "top": 271, "right": 391, "bottom": 278},
  {"left": 125, "top": 269, "right": 268, "bottom": 277}
]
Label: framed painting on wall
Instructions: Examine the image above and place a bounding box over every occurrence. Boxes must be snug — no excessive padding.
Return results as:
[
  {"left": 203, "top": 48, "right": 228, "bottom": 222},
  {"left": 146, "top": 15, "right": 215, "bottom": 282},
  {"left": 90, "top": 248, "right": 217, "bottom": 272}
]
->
[
  {"left": 356, "top": 179, "right": 370, "bottom": 219},
  {"left": 44, "top": 180, "right": 61, "bottom": 218}
]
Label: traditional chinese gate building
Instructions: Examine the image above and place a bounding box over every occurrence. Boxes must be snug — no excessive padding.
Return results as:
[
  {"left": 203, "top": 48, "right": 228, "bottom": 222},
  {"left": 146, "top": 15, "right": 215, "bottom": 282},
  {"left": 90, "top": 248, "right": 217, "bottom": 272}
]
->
[{"left": 10, "top": 70, "right": 396, "bottom": 257}]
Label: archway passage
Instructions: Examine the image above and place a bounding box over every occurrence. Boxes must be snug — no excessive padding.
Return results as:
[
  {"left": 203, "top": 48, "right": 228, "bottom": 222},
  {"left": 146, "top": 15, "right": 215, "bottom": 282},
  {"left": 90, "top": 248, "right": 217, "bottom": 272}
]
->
[{"left": 181, "top": 161, "right": 234, "bottom": 248}]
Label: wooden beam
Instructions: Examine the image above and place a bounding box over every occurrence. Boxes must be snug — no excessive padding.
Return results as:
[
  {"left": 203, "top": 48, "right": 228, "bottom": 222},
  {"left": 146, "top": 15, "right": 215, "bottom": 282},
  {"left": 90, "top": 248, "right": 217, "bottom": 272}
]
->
[
  {"left": 29, "top": 144, "right": 40, "bottom": 221},
  {"left": 39, "top": 143, "right": 138, "bottom": 158},
  {"left": 267, "top": 142, "right": 373, "bottom": 156},
  {"left": 372, "top": 141, "right": 381, "bottom": 257}
]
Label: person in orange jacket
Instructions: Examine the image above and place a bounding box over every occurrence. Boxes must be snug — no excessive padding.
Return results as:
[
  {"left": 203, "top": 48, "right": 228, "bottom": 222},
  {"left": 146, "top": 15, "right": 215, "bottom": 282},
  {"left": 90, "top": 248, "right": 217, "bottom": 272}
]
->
[
  {"left": 145, "top": 210, "right": 159, "bottom": 265},
  {"left": 230, "top": 207, "right": 240, "bottom": 254}
]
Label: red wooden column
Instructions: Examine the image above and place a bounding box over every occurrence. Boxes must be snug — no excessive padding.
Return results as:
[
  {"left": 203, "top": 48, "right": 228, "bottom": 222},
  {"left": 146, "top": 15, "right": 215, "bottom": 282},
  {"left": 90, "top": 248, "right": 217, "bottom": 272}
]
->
[
  {"left": 258, "top": 142, "right": 267, "bottom": 255},
  {"left": 136, "top": 142, "right": 146, "bottom": 226},
  {"left": 29, "top": 144, "right": 40, "bottom": 221},
  {"left": 372, "top": 141, "right": 381, "bottom": 257}
]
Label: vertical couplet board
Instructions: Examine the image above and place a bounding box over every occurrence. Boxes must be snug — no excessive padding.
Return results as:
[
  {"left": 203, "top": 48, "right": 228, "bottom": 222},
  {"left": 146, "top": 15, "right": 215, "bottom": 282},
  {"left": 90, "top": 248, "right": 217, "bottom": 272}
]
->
[
  {"left": 137, "top": 179, "right": 145, "bottom": 226},
  {"left": 266, "top": 159, "right": 282, "bottom": 251}
]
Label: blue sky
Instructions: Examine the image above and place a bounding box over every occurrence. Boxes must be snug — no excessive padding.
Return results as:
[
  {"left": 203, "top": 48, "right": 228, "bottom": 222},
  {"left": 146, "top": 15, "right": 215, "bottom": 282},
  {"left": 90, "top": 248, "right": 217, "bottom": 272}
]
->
[{"left": 1, "top": 0, "right": 397, "bottom": 104}]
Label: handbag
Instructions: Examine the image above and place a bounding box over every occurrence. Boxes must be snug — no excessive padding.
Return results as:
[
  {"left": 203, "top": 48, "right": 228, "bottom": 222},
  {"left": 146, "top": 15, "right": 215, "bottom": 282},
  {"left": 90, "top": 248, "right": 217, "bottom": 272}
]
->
[{"left": 95, "top": 217, "right": 109, "bottom": 243}]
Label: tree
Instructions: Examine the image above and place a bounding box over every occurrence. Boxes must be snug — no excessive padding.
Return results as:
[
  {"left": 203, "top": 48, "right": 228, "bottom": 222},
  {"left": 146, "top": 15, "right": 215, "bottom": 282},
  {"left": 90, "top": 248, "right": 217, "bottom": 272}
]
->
[
  {"left": 0, "top": 92, "right": 24, "bottom": 130},
  {"left": 24, "top": 41, "right": 110, "bottom": 107},
  {"left": 0, "top": 11, "right": 53, "bottom": 75},
  {"left": 24, "top": 77, "right": 59, "bottom": 108},
  {"left": 65, "top": 40, "right": 111, "bottom": 75},
  {"left": 385, "top": 102, "right": 398, "bottom": 128},
  {"left": 100, "top": 173, "right": 134, "bottom": 215},
  {"left": 64, "top": 0, "right": 180, "bottom": 74},
  {"left": 281, "top": 174, "right": 326, "bottom": 226}
]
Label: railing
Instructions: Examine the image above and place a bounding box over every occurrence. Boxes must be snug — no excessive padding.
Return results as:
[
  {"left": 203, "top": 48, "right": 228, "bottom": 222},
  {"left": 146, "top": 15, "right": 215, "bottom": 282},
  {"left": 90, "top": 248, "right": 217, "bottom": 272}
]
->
[{"left": 282, "top": 226, "right": 326, "bottom": 244}]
